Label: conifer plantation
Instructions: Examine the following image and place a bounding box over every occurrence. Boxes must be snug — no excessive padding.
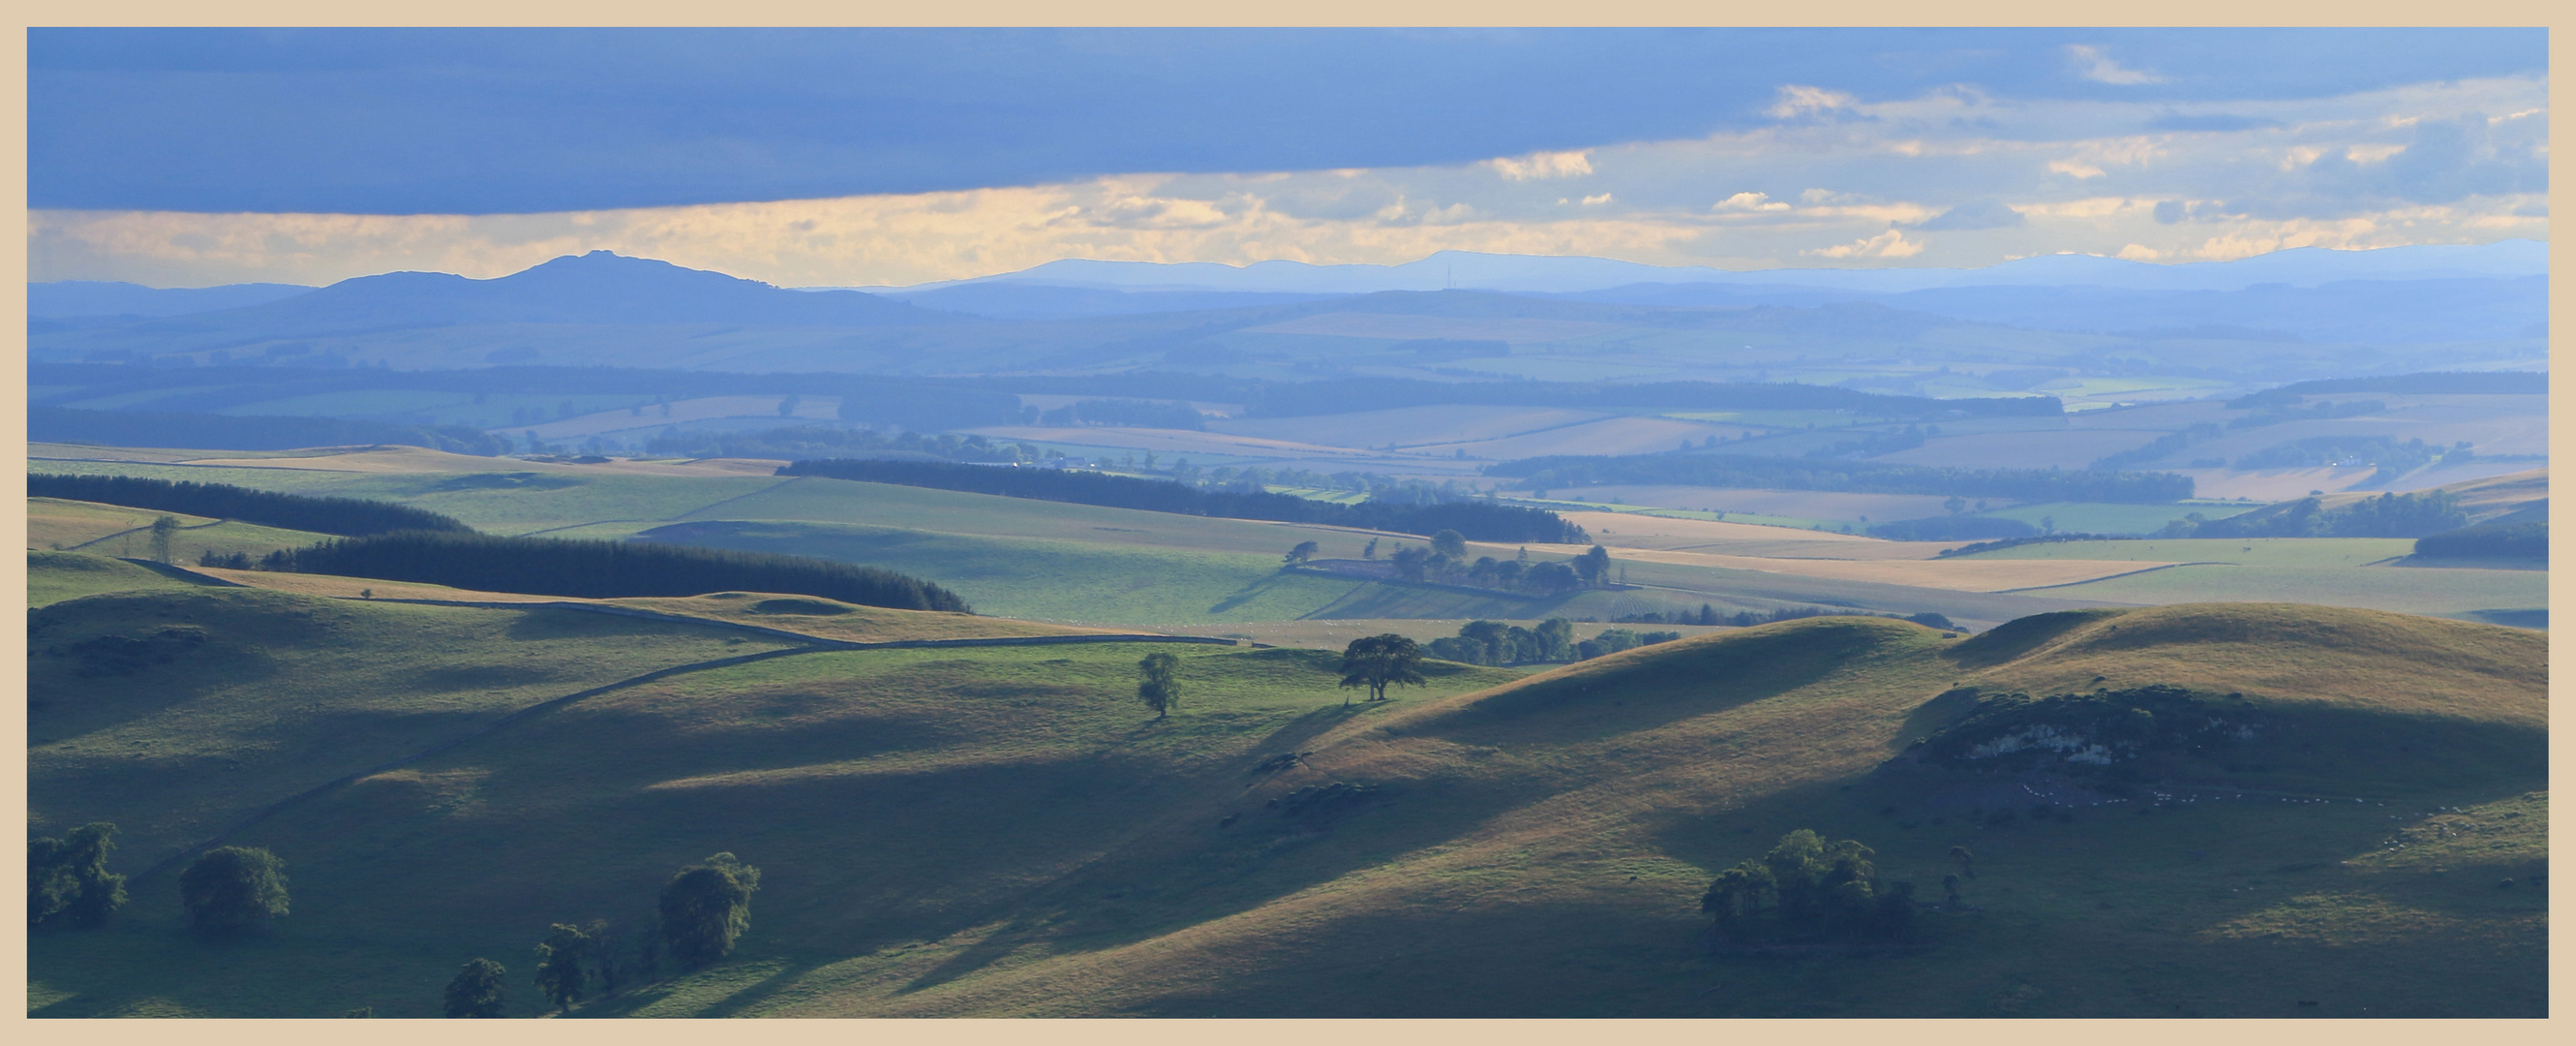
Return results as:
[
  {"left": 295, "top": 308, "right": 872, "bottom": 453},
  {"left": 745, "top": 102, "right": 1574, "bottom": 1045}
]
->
[{"left": 258, "top": 531, "right": 971, "bottom": 611}]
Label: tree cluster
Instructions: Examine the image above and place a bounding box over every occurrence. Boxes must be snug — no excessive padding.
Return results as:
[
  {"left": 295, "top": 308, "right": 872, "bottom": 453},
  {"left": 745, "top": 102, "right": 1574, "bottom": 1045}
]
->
[
  {"left": 1490, "top": 453, "right": 2194, "bottom": 504},
  {"left": 28, "top": 822, "right": 128, "bottom": 930},
  {"left": 258, "top": 530, "right": 970, "bottom": 612},
  {"left": 781, "top": 458, "right": 1586, "bottom": 543},
  {"left": 32, "top": 473, "right": 471, "bottom": 537},
  {"left": 1423, "top": 618, "right": 1682, "bottom": 665},
  {"left": 1701, "top": 829, "right": 1915, "bottom": 943},
  {"left": 647, "top": 424, "right": 1044, "bottom": 465}
]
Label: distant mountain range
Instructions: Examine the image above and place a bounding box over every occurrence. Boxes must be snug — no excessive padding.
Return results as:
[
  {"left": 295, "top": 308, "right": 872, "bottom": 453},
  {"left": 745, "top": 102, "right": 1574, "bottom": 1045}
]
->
[
  {"left": 847, "top": 238, "right": 2547, "bottom": 295},
  {"left": 23, "top": 242, "right": 2547, "bottom": 379}
]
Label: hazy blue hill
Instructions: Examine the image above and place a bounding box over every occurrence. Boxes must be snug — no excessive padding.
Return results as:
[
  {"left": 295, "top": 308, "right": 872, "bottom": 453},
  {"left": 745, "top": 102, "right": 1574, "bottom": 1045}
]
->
[
  {"left": 888, "top": 283, "right": 1341, "bottom": 321},
  {"left": 871, "top": 239, "right": 2545, "bottom": 296},
  {"left": 29, "top": 280, "right": 316, "bottom": 320},
  {"left": 226, "top": 251, "right": 965, "bottom": 327},
  {"left": 27, "top": 252, "right": 970, "bottom": 363}
]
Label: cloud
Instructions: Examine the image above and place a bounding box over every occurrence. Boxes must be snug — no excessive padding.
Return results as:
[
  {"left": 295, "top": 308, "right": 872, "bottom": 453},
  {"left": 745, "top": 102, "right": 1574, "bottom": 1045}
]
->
[
  {"left": 28, "top": 72, "right": 2547, "bottom": 287},
  {"left": 1911, "top": 200, "right": 2025, "bottom": 231},
  {"left": 1766, "top": 85, "right": 1859, "bottom": 119},
  {"left": 1487, "top": 150, "right": 1593, "bottom": 181},
  {"left": 2067, "top": 45, "right": 2163, "bottom": 85},
  {"left": 1712, "top": 192, "right": 1791, "bottom": 212},
  {"left": 1804, "top": 229, "right": 1924, "bottom": 260}
]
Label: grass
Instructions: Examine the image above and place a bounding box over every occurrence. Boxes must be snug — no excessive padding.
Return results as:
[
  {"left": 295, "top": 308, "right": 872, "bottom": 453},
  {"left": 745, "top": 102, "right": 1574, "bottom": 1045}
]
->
[
  {"left": 1959, "top": 537, "right": 2418, "bottom": 568},
  {"left": 27, "top": 550, "right": 225, "bottom": 608},
  {"left": 2015, "top": 563, "right": 2546, "bottom": 616},
  {"left": 22, "top": 597, "right": 2546, "bottom": 1016},
  {"left": 629, "top": 519, "right": 1374, "bottom": 626}
]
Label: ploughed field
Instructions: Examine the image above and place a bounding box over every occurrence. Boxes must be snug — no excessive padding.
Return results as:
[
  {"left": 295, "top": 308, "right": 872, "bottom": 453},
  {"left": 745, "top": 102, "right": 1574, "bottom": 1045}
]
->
[{"left": 25, "top": 544, "right": 2549, "bottom": 1016}]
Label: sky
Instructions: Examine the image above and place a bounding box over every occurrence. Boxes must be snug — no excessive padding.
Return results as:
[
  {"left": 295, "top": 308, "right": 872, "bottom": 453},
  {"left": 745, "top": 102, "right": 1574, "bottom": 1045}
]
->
[{"left": 27, "top": 27, "right": 2550, "bottom": 289}]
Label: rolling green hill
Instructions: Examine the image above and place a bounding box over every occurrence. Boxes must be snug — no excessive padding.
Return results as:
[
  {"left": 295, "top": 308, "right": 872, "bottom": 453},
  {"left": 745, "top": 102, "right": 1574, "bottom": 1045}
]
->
[{"left": 26, "top": 590, "right": 2543, "bottom": 1017}]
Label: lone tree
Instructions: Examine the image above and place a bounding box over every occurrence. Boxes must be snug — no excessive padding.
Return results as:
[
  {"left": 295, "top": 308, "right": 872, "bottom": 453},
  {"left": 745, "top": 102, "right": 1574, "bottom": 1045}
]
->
[
  {"left": 1575, "top": 544, "right": 1613, "bottom": 586},
  {"left": 1136, "top": 652, "right": 1183, "bottom": 721},
  {"left": 149, "top": 515, "right": 181, "bottom": 564},
  {"left": 1284, "top": 540, "right": 1319, "bottom": 566},
  {"left": 531, "top": 922, "right": 591, "bottom": 1011},
  {"left": 658, "top": 853, "right": 762, "bottom": 968},
  {"left": 442, "top": 958, "right": 507, "bottom": 1018},
  {"left": 178, "top": 846, "right": 288, "bottom": 935},
  {"left": 1431, "top": 529, "right": 1469, "bottom": 560},
  {"left": 28, "top": 821, "right": 128, "bottom": 929},
  {"left": 1337, "top": 634, "right": 1428, "bottom": 706}
]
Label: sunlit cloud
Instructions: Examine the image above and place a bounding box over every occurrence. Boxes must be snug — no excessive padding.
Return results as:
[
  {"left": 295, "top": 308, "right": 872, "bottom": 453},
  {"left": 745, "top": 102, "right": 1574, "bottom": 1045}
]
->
[
  {"left": 29, "top": 74, "right": 2546, "bottom": 288},
  {"left": 1486, "top": 150, "right": 1594, "bottom": 181}
]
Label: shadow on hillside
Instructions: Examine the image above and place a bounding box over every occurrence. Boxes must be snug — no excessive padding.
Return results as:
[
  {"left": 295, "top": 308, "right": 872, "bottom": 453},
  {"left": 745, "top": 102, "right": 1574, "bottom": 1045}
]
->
[
  {"left": 1207, "top": 572, "right": 1337, "bottom": 615},
  {"left": 888, "top": 702, "right": 1530, "bottom": 996},
  {"left": 1414, "top": 619, "right": 1908, "bottom": 747},
  {"left": 1939, "top": 609, "right": 2119, "bottom": 669}
]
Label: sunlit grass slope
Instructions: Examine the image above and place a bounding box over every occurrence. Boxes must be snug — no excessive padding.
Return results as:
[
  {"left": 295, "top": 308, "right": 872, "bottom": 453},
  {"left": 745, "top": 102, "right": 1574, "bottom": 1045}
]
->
[
  {"left": 27, "top": 596, "right": 2542, "bottom": 1018},
  {"left": 27, "top": 550, "right": 222, "bottom": 607}
]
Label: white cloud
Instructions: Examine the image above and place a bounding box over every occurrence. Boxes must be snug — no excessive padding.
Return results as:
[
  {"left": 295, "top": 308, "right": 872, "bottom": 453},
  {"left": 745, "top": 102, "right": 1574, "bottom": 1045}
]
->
[
  {"left": 1804, "top": 229, "right": 1924, "bottom": 260},
  {"left": 1767, "top": 84, "right": 1860, "bottom": 119},
  {"left": 1486, "top": 149, "right": 1594, "bottom": 181},
  {"left": 1712, "top": 192, "right": 1790, "bottom": 212},
  {"left": 1580, "top": 193, "right": 1614, "bottom": 206},
  {"left": 2067, "top": 45, "right": 2164, "bottom": 85}
]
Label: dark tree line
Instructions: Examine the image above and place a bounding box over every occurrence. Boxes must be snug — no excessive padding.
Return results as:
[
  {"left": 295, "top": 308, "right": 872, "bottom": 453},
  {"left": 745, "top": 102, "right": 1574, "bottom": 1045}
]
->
[
  {"left": 1491, "top": 453, "right": 2194, "bottom": 504},
  {"left": 32, "top": 473, "right": 473, "bottom": 537},
  {"left": 2156, "top": 490, "right": 2469, "bottom": 539},
  {"left": 258, "top": 531, "right": 971, "bottom": 612},
  {"left": 2229, "top": 370, "right": 2544, "bottom": 406},
  {"left": 781, "top": 458, "right": 1588, "bottom": 543},
  {"left": 30, "top": 406, "right": 508, "bottom": 455},
  {"left": 648, "top": 425, "right": 1044, "bottom": 464},
  {"left": 2415, "top": 520, "right": 2545, "bottom": 560}
]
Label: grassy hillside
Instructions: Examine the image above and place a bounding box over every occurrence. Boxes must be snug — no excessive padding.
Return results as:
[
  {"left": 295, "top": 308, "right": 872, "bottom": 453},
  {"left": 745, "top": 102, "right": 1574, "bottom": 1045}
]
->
[
  {"left": 26, "top": 597, "right": 2542, "bottom": 1017},
  {"left": 29, "top": 497, "right": 335, "bottom": 565},
  {"left": 27, "top": 550, "right": 226, "bottom": 608}
]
